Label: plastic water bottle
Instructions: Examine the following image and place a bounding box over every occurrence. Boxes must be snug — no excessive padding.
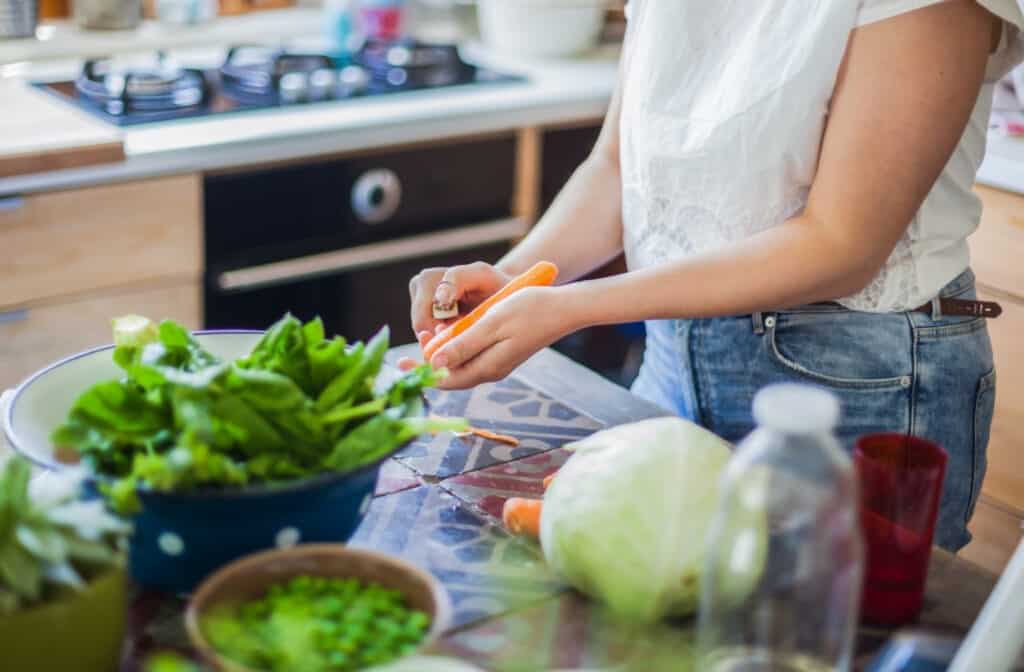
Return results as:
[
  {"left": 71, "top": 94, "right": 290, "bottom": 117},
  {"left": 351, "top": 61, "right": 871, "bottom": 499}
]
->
[{"left": 698, "top": 384, "right": 864, "bottom": 672}]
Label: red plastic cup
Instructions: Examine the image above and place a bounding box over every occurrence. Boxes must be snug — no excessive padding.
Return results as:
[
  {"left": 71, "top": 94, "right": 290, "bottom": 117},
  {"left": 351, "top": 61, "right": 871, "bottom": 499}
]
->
[{"left": 855, "top": 433, "right": 948, "bottom": 626}]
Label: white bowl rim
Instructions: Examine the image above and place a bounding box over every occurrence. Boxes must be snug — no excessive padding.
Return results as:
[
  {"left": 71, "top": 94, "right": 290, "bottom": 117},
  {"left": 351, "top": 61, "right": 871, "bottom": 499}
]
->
[
  {"left": 3, "top": 330, "right": 263, "bottom": 472},
  {"left": 2, "top": 330, "right": 419, "bottom": 501}
]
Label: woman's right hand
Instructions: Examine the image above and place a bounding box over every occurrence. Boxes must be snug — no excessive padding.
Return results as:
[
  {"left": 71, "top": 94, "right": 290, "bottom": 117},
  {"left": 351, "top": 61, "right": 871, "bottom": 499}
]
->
[{"left": 408, "top": 261, "right": 512, "bottom": 345}]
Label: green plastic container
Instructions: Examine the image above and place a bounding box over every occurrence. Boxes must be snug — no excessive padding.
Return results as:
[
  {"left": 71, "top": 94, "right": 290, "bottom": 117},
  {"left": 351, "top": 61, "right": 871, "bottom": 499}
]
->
[{"left": 0, "top": 566, "right": 126, "bottom": 672}]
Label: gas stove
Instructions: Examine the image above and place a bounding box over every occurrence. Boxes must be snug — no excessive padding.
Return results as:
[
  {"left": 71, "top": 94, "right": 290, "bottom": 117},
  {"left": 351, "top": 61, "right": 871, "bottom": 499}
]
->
[{"left": 34, "top": 40, "right": 523, "bottom": 126}]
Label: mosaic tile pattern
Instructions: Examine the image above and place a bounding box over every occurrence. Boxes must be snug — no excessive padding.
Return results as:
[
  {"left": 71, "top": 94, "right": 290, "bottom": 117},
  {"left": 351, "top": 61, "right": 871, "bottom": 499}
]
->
[
  {"left": 350, "top": 485, "right": 562, "bottom": 629},
  {"left": 374, "top": 457, "right": 421, "bottom": 497},
  {"left": 396, "top": 377, "right": 602, "bottom": 479},
  {"left": 441, "top": 448, "right": 573, "bottom": 523}
]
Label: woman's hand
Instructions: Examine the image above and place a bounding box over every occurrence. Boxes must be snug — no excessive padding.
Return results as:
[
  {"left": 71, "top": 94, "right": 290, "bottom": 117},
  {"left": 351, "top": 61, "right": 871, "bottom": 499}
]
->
[
  {"left": 407, "top": 262, "right": 511, "bottom": 343},
  {"left": 400, "top": 285, "right": 582, "bottom": 389}
]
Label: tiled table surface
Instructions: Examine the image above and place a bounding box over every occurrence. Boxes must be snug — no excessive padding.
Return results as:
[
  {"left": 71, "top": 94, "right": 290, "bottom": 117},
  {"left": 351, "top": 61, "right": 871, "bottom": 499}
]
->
[{"left": 11, "top": 348, "right": 999, "bottom": 672}]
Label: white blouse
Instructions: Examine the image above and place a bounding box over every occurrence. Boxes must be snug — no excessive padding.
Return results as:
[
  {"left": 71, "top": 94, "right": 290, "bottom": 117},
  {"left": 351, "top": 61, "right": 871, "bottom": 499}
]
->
[{"left": 620, "top": 0, "right": 1024, "bottom": 311}]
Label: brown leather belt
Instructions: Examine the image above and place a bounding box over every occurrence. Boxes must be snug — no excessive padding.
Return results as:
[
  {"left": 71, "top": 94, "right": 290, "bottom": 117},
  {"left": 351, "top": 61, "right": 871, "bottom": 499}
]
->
[
  {"left": 815, "top": 297, "right": 1002, "bottom": 317},
  {"left": 910, "top": 298, "right": 1002, "bottom": 318}
]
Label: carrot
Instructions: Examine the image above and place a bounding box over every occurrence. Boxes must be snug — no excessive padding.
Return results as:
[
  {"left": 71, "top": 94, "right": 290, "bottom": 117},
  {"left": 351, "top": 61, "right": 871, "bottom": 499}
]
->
[
  {"left": 542, "top": 473, "right": 557, "bottom": 491},
  {"left": 422, "top": 261, "right": 559, "bottom": 362},
  {"left": 457, "top": 427, "right": 520, "bottom": 446},
  {"left": 503, "top": 497, "right": 543, "bottom": 538}
]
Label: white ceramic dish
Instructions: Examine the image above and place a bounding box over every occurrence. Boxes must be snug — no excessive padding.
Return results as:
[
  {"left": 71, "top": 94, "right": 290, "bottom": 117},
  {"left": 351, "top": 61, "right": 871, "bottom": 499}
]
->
[
  {"left": 2, "top": 331, "right": 263, "bottom": 470},
  {"left": 477, "top": 0, "right": 609, "bottom": 58}
]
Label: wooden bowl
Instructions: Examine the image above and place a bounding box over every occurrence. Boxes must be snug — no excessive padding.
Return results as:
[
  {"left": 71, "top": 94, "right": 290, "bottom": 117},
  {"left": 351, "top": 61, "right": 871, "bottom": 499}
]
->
[{"left": 185, "top": 544, "right": 451, "bottom": 672}]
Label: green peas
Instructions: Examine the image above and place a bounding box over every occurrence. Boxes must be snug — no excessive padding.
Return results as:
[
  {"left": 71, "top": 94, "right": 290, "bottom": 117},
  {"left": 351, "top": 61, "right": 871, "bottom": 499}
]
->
[{"left": 201, "top": 574, "right": 431, "bottom": 672}]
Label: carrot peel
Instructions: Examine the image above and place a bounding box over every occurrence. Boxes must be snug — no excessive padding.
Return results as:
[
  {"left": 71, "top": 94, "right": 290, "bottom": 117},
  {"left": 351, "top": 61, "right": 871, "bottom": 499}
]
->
[
  {"left": 503, "top": 497, "right": 543, "bottom": 538},
  {"left": 422, "top": 261, "right": 559, "bottom": 362},
  {"left": 457, "top": 427, "right": 520, "bottom": 446}
]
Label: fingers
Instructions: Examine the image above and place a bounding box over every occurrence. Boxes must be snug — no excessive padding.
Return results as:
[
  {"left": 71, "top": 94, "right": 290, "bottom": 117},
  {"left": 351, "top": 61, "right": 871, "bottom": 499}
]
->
[
  {"left": 409, "top": 267, "right": 447, "bottom": 336},
  {"left": 429, "top": 310, "right": 504, "bottom": 370},
  {"left": 435, "top": 262, "right": 504, "bottom": 306},
  {"left": 437, "top": 339, "right": 517, "bottom": 390},
  {"left": 395, "top": 333, "right": 432, "bottom": 371},
  {"left": 409, "top": 262, "right": 507, "bottom": 339},
  {"left": 397, "top": 357, "right": 419, "bottom": 372}
]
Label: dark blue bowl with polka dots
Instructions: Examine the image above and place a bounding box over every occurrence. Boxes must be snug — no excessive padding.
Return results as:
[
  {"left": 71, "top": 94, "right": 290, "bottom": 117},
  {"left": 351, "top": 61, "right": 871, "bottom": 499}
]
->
[{"left": 128, "top": 460, "right": 390, "bottom": 595}]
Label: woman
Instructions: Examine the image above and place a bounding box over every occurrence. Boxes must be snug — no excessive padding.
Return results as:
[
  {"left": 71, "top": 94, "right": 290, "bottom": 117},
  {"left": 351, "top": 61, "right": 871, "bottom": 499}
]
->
[{"left": 403, "top": 0, "right": 1024, "bottom": 551}]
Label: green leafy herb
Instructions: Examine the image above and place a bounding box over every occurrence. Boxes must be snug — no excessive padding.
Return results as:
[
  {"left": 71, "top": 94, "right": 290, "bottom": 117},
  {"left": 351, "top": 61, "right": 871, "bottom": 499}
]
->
[
  {"left": 143, "top": 652, "right": 205, "bottom": 672},
  {"left": 0, "top": 458, "right": 130, "bottom": 614},
  {"left": 51, "top": 314, "right": 466, "bottom": 513},
  {"left": 201, "top": 575, "right": 430, "bottom": 672}
]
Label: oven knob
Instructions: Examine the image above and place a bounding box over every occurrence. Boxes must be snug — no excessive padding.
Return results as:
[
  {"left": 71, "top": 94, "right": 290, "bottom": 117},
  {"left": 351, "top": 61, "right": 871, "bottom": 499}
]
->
[
  {"left": 309, "top": 69, "right": 336, "bottom": 101},
  {"left": 338, "top": 65, "right": 370, "bottom": 97},
  {"left": 352, "top": 169, "right": 402, "bottom": 224},
  {"left": 279, "top": 72, "right": 308, "bottom": 104}
]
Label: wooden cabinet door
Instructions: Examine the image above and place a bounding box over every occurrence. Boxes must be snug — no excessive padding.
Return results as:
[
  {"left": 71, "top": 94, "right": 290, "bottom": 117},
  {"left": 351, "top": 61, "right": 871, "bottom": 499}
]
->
[
  {"left": 973, "top": 185, "right": 1024, "bottom": 300},
  {"left": 965, "top": 185, "right": 1024, "bottom": 573},
  {"left": 1, "top": 174, "right": 202, "bottom": 310},
  {"left": 0, "top": 281, "right": 201, "bottom": 392},
  {"left": 978, "top": 290, "right": 1024, "bottom": 513}
]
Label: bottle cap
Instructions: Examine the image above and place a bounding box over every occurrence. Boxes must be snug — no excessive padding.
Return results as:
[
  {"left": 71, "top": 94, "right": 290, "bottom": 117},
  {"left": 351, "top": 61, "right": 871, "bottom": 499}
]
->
[{"left": 753, "top": 383, "right": 840, "bottom": 435}]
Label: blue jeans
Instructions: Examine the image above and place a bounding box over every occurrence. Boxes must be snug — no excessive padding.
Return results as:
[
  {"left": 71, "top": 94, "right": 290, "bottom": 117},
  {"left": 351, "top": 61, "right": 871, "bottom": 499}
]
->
[{"left": 631, "top": 269, "right": 996, "bottom": 551}]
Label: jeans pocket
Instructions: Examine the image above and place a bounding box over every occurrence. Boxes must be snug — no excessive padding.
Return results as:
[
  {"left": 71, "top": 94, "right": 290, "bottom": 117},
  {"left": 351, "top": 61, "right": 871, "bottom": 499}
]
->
[
  {"left": 967, "top": 368, "right": 997, "bottom": 524},
  {"left": 765, "top": 312, "right": 912, "bottom": 390}
]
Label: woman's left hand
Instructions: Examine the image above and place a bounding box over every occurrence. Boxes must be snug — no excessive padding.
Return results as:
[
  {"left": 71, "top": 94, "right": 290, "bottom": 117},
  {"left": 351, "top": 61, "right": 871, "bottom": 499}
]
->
[{"left": 397, "top": 286, "right": 579, "bottom": 389}]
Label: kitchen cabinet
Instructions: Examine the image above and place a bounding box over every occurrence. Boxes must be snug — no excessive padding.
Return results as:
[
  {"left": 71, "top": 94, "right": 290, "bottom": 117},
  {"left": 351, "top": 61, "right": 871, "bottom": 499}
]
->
[
  {"left": 1, "top": 174, "right": 203, "bottom": 391},
  {"left": 970, "top": 185, "right": 1024, "bottom": 293},
  {"left": 0, "top": 281, "right": 202, "bottom": 392},
  {"left": 977, "top": 288, "right": 1024, "bottom": 508},
  {"left": 962, "top": 185, "right": 1024, "bottom": 574},
  {"left": 2, "top": 174, "right": 202, "bottom": 309},
  {"left": 539, "top": 124, "right": 601, "bottom": 213}
]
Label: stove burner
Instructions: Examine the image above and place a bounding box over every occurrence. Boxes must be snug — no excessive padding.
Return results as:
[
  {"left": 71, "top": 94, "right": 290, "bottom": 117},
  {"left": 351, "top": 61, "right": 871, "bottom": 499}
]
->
[
  {"left": 356, "top": 40, "right": 475, "bottom": 89},
  {"left": 220, "top": 46, "right": 358, "bottom": 103},
  {"left": 218, "top": 41, "right": 475, "bottom": 104},
  {"left": 37, "top": 42, "right": 523, "bottom": 126},
  {"left": 75, "top": 55, "right": 207, "bottom": 116}
]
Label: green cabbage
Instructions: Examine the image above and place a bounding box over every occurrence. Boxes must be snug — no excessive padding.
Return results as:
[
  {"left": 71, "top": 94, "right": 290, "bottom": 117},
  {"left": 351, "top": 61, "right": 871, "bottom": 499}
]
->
[{"left": 539, "top": 417, "right": 767, "bottom": 624}]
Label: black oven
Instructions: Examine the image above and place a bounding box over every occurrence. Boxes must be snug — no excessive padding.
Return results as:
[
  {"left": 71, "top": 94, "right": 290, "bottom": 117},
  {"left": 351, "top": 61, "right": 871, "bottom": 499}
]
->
[{"left": 203, "top": 136, "right": 521, "bottom": 344}]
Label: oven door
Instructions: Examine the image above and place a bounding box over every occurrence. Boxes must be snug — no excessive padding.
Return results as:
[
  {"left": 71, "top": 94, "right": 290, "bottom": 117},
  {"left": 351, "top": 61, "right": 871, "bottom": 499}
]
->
[
  {"left": 202, "top": 135, "right": 520, "bottom": 344},
  {"left": 204, "top": 218, "right": 526, "bottom": 344}
]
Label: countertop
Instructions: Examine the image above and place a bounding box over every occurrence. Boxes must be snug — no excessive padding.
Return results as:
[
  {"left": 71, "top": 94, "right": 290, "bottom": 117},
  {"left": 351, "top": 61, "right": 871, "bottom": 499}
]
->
[
  {"left": 0, "top": 41, "right": 619, "bottom": 198},
  {"left": 0, "top": 79, "right": 124, "bottom": 178}
]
